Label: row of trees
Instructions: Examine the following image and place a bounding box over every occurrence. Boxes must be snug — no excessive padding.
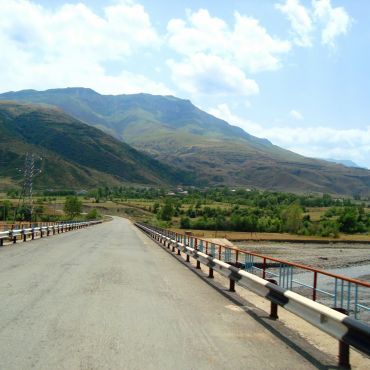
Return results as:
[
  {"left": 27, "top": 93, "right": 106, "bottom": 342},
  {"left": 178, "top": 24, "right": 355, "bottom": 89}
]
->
[
  {"left": 1, "top": 196, "right": 100, "bottom": 222},
  {"left": 176, "top": 204, "right": 370, "bottom": 237},
  {"left": 150, "top": 195, "right": 370, "bottom": 237}
]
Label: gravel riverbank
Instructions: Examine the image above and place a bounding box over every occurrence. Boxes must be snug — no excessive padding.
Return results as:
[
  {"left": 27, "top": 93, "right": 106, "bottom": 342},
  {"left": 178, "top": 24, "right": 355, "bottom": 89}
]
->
[{"left": 235, "top": 241, "right": 370, "bottom": 280}]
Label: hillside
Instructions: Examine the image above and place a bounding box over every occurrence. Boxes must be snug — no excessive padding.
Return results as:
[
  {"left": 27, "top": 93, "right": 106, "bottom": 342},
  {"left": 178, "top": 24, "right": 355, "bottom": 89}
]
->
[
  {"left": 1, "top": 88, "right": 370, "bottom": 195},
  {"left": 0, "top": 101, "right": 192, "bottom": 189},
  {"left": 324, "top": 158, "right": 362, "bottom": 168}
]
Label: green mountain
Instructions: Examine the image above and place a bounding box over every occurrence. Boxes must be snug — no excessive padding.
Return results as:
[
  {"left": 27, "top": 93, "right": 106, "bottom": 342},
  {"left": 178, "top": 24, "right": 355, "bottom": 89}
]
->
[
  {"left": 0, "top": 101, "right": 192, "bottom": 189},
  {"left": 1, "top": 88, "right": 370, "bottom": 195}
]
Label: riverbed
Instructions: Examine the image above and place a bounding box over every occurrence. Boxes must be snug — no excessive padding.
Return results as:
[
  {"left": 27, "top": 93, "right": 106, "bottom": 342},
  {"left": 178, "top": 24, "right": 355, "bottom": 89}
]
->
[{"left": 235, "top": 241, "right": 370, "bottom": 281}]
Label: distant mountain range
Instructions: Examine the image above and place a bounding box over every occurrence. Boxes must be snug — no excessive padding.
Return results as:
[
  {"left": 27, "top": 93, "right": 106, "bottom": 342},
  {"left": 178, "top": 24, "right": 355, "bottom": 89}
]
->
[
  {"left": 323, "top": 158, "right": 363, "bottom": 169},
  {"left": 1, "top": 88, "right": 370, "bottom": 195},
  {"left": 0, "top": 101, "right": 192, "bottom": 189}
]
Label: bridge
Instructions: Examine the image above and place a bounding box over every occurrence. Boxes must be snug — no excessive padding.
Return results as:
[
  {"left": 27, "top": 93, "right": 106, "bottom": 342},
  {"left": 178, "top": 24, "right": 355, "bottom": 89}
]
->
[{"left": 0, "top": 217, "right": 369, "bottom": 369}]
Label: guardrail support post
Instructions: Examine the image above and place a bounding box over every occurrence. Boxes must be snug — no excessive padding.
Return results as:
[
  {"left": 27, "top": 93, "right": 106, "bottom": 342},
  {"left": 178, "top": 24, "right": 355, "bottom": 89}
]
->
[
  {"left": 208, "top": 267, "right": 214, "bottom": 278},
  {"left": 332, "top": 308, "right": 351, "bottom": 369},
  {"left": 186, "top": 254, "right": 190, "bottom": 262},
  {"left": 23, "top": 232, "right": 26, "bottom": 242},
  {"left": 177, "top": 247, "right": 181, "bottom": 256},
  {"left": 339, "top": 341, "right": 350, "bottom": 369},
  {"left": 229, "top": 279, "right": 235, "bottom": 292},
  {"left": 196, "top": 260, "right": 201, "bottom": 269},
  {"left": 313, "top": 271, "right": 318, "bottom": 301},
  {"left": 0, "top": 239, "right": 3, "bottom": 247},
  {"left": 32, "top": 230, "right": 35, "bottom": 240},
  {"left": 267, "top": 279, "right": 279, "bottom": 319}
]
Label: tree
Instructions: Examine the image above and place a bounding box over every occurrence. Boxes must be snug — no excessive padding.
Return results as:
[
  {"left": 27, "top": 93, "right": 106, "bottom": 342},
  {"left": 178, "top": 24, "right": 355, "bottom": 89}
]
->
[
  {"left": 0, "top": 200, "right": 11, "bottom": 221},
  {"left": 282, "top": 202, "right": 303, "bottom": 233},
  {"left": 64, "top": 196, "right": 82, "bottom": 218},
  {"left": 158, "top": 201, "right": 174, "bottom": 221},
  {"left": 85, "top": 208, "right": 100, "bottom": 220},
  {"left": 180, "top": 216, "right": 191, "bottom": 229}
]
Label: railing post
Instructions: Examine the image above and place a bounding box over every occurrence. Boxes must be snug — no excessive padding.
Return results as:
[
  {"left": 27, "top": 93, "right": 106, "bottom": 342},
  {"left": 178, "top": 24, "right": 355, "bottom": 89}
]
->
[
  {"left": 262, "top": 257, "right": 266, "bottom": 279},
  {"left": 313, "top": 271, "right": 318, "bottom": 301},
  {"left": 267, "top": 279, "right": 279, "bottom": 319},
  {"left": 229, "top": 279, "right": 235, "bottom": 292},
  {"left": 331, "top": 308, "right": 351, "bottom": 369},
  {"left": 208, "top": 266, "right": 214, "bottom": 278}
]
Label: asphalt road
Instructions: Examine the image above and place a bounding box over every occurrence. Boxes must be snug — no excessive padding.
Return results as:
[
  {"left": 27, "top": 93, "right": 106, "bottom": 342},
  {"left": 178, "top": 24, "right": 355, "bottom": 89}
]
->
[{"left": 0, "top": 217, "right": 318, "bottom": 370}]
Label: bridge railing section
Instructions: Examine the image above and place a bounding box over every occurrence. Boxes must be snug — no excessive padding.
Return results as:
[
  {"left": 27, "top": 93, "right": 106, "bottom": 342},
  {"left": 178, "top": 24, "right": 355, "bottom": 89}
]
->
[
  {"left": 0, "top": 220, "right": 102, "bottom": 246},
  {"left": 136, "top": 222, "right": 370, "bottom": 369},
  {"left": 144, "top": 225, "right": 370, "bottom": 323},
  {"left": 0, "top": 221, "right": 90, "bottom": 231}
]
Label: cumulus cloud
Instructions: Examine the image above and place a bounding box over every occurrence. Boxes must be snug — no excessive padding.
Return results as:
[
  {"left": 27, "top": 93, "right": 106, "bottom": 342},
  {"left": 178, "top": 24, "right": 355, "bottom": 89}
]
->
[
  {"left": 289, "top": 109, "right": 303, "bottom": 120},
  {"left": 167, "top": 9, "right": 291, "bottom": 73},
  {"left": 209, "top": 103, "right": 370, "bottom": 168},
  {"left": 167, "top": 54, "right": 259, "bottom": 97},
  {"left": 275, "top": 0, "right": 313, "bottom": 47},
  {"left": 312, "top": 0, "right": 352, "bottom": 46},
  {"left": 166, "top": 9, "right": 290, "bottom": 100},
  {"left": 208, "top": 104, "right": 262, "bottom": 133},
  {"left": 0, "top": 0, "right": 171, "bottom": 95},
  {"left": 276, "top": 0, "right": 352, "bottom": 47}
]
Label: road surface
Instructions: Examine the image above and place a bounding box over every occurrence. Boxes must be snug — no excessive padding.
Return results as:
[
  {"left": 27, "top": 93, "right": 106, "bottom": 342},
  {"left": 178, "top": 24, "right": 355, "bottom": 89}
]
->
[{"left": 0, "top": 217, "right": 319, "bottom": 369}]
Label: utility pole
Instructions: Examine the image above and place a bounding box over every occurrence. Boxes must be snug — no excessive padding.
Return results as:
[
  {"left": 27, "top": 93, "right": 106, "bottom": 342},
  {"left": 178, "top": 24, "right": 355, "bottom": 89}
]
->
[{"left": 13, "top": 153, "right": 42, "bottom": 223}]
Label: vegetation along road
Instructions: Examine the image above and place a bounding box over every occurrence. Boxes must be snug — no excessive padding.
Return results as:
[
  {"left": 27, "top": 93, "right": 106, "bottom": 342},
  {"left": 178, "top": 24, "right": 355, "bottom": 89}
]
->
[{"left": 0, "top": 217, "right": 327, "bottom": 370}]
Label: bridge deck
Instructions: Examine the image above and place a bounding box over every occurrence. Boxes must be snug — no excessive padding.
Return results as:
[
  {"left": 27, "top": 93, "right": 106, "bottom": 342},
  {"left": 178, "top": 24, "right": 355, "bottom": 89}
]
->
[{"left": 0, "top": 217, "right": 319, "bottom": 369}]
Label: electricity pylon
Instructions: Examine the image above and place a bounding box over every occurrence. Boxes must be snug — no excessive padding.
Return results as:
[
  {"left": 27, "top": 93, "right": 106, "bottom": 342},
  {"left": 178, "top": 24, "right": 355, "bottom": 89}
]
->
[{"left": 13, "top": 153, "right": 42, "bottom": 223}]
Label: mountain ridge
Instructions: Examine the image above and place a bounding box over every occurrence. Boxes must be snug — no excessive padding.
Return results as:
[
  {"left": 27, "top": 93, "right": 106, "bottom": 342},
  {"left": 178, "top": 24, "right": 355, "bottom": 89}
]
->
[
  {"left": 1, "top": 88, "right": 370, "bottom": 196},
  {"left": 0, "top": 101, "right": 193, "bottom": 189}
]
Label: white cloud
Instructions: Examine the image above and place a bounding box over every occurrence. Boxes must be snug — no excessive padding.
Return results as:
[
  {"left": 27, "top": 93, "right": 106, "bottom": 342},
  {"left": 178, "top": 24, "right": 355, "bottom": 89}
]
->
[
  {"left": 166, "top": 9, "right": 290, "bottom": 100},
  {"left": 276, "top": 0, "right": 352, "bottom": 48},
  {"left": 289, "top": 109, "right": 303, "bottom": 120},
  {"left": 0, "top": 0, "right": 170, "bottom": 95},
  {"left": 208, "top": 104, "right": 262, "bottom": 133},
  {"left": 167, "top": 54, "right": 259, "bottom": 97},
  {"left": 167, "top": 9, "right": 291, "bottom": 73},
  {"left": 208, "top": 103, "right": 370, "bottom": 168},
  {"left": 312, "top": 0, "right": 352, "bottom": 47},
  {"left": 276, "top": 0, "right": 313, "bottom": 47}
]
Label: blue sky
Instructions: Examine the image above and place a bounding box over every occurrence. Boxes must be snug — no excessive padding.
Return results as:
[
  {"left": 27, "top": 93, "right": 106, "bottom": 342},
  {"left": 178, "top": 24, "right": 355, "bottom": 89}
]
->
[{"left": 1, "top": 0, "right": 369, "bottom": 168}]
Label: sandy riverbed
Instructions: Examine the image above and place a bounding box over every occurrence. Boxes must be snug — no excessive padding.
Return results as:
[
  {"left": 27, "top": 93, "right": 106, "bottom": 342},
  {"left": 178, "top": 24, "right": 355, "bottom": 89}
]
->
[{"left": 235, "top": 241, "right": 370, "bottom": 273}]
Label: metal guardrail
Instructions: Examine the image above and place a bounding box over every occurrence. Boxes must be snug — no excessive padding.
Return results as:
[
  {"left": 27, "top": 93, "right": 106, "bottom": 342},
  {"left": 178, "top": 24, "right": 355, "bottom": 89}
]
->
[
  {"left": 136, "top": 223, "right": 370, "bottom": 369},
  {"left": 146, "top": 225, "right": 370, "bottom": 323},
  {"left": 0, "top": 220, "right": 102, "bottom": 246}
]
